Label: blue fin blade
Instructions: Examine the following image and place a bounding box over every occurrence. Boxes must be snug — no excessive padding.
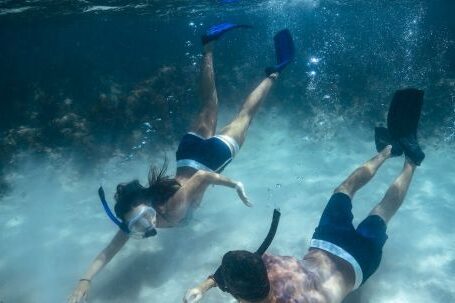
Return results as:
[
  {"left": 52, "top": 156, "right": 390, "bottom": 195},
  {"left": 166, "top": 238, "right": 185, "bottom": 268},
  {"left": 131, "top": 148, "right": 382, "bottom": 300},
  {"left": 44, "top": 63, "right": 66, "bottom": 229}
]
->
[
  {"left": 274, "top": 29, "right": 295, "bottom": 65},
  {"left": 265, "top": 29, "right": 295, "bottom": 75},
  {"left": 202, "top": 23, "right": 252, "bottom": 44}
]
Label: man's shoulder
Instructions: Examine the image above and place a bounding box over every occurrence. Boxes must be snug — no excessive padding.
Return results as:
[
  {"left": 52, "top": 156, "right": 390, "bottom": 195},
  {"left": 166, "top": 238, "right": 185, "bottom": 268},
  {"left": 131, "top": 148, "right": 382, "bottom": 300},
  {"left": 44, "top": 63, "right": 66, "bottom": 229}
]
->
[
  {"left": 263, "top": 253, "right": 299, "bottom": 266},
  {"left": 263, "top": 253, "right": 305, "bottom": 277},
  {"left": 263, "top": 254, "right": 331, "bottom": 303}
]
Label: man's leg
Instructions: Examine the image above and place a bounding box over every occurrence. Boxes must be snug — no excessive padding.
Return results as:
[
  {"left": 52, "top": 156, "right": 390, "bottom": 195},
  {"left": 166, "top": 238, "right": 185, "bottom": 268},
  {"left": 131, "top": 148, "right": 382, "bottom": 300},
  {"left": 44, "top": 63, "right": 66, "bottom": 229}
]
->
[
  {"left": 189, "top": 43, "right": 219, "bottom": 138},
  {"left": 368, "top": 157, "right": 416, "bottom": 223},
  {"left": 334, "top": 146, "right": 392, "bottom": 199},
  {"left": 352, "top": 157, "right": 416, "bottom": 283},
  {"left": 219, "top": 74, "right": 277, "bottom": 147}
]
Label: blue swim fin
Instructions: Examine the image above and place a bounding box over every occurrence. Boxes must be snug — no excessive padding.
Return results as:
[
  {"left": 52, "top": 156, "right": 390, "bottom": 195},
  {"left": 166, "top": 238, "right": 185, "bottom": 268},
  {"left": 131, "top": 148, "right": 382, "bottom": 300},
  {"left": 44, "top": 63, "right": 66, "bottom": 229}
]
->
[
  {"left": 265, "top": 29, "right": 295, "bottom": 76},
  {"left": 374, "top": 88, "right": 425, "bottom": 165},
  {"left": 201, "top": 23, "right": 252, "bottom": 45}
]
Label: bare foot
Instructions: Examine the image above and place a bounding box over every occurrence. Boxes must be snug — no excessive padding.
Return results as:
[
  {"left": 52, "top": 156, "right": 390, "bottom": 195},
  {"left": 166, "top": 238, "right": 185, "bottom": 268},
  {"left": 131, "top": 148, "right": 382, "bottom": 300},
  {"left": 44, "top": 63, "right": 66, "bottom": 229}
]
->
[{"left": 379, "top": 145, "right": 393, "bottom": 159}]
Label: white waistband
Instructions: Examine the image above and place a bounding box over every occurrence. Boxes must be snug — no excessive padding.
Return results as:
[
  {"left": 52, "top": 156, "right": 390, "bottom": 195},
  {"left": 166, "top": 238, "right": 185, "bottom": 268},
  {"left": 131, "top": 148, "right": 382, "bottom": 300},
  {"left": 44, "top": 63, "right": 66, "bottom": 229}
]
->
[
  {"left": 310, "top": 239, "right": 363, "bottom": 290},
  {"left": 214, "top": 134, "right": 240, "bottom": 157},
  {"left": 176, "top": 159, "right": 214, "bottom": 172}
]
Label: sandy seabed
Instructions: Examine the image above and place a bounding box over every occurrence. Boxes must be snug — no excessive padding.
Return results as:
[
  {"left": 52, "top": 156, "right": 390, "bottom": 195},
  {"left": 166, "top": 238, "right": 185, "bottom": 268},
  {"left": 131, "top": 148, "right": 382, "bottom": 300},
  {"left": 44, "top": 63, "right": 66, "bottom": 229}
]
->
[{"left": 0, "top": 112, "right": 454, "bottom": 303}]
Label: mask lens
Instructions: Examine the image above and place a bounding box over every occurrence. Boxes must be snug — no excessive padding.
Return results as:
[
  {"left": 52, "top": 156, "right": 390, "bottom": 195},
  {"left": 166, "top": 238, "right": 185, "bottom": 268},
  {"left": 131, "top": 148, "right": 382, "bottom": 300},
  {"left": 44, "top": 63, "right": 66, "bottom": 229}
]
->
[{"left": 127, "top": 207, "right": 157, "bottom": 238}]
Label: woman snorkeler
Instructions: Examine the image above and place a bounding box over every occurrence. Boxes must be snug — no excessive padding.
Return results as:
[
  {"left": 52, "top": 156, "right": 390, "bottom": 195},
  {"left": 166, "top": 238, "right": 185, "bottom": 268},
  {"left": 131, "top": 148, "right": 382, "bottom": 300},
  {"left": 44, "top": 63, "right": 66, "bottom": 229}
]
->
[{"left": 67, "top": 23, "right": 294, "bottom": 303}]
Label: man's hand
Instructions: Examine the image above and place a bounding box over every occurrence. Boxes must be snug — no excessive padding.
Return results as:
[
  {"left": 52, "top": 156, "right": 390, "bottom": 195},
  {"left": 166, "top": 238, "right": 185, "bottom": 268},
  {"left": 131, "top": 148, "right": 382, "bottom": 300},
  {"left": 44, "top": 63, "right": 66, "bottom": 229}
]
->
[
  {"left": 68, "top": 279, "right": 91, "bottom": 303},
  {"left": 184, "top": 287, "right": 203, "bottom": 303},
  {"left": 235, "top": 182, "right": 252, "bottom": 207}
]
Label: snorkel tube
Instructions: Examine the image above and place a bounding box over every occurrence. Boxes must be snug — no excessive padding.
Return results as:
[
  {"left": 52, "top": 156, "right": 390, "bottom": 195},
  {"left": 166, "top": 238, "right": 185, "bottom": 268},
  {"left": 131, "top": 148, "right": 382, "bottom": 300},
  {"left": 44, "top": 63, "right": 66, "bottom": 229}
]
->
[
  {"left": 98, "top": 186, "right": 129, "bottom": 234},
  {"left": 212, "top": 209, "right": 281, "bottom": 293},
  {"left": 255, "top": 209, "right": 281, "bottom": 255}
]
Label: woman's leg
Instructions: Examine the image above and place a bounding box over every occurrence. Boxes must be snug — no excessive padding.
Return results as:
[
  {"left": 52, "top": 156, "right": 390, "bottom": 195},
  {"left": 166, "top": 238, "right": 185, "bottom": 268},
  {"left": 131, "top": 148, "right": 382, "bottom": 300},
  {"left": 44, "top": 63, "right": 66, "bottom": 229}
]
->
[
  {"left": 219, "top": 74, "right": 277, "bottom": 147},
  {"left": 368, "top": 157, "right": 416, "bottom": 223},
  {"left": 189, "top": 43, "right": 219, "bottom": 138},
  {"left": 334, "top": 146, "right": 392, "bottom": 199}
]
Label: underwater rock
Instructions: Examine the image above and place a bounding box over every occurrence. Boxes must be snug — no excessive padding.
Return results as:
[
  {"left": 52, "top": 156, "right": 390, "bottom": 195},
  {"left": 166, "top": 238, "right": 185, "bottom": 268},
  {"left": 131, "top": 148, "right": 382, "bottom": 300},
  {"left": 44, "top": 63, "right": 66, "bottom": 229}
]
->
[{"left": 0, "top": 66, "right": 198, "bottom": 195}]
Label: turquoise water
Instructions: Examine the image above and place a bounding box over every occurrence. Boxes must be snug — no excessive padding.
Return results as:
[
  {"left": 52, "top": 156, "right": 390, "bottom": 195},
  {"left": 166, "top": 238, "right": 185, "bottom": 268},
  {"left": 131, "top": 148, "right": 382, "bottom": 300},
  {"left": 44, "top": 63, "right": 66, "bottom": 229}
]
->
[{"left": 0, "top": 1, "right": 454, "bottom": 302}]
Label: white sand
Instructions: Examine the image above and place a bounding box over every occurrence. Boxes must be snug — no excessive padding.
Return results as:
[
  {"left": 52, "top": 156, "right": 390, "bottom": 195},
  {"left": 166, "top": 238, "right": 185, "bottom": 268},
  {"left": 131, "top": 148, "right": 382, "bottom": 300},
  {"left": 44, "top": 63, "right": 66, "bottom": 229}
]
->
[{"left": 0, "top": 112, "right": 454, "bottom": 303}]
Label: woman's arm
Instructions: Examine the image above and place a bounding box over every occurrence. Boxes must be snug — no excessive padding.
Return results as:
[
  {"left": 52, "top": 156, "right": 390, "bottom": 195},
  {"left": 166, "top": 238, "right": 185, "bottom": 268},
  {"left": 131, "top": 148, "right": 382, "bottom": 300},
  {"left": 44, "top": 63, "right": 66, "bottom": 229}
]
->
[
  {"left": 198, "top": 171, "right": 252, "bottom": 206},
  {"left": 183, "top": 277, "right": 217, "bottom": 303},
  {"left": 68, "top": 230, "right": 129, "bottom": 303},
  {"left": 166, "top": 171, "right": 252, "bottom": 220}
]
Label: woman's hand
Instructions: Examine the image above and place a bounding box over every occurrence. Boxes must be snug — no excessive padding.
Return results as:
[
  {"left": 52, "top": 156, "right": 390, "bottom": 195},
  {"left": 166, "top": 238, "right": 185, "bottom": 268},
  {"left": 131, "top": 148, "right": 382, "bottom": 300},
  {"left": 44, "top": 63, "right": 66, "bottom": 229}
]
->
[
  {"left": 184, "top": 287, "right": 203, "bottom": 303},
  {"left": 194, "top": 171, "right": 253, "bottom": 207},
  {"left": 235, "top": 182, "right": 252, "bottom": 207},
  {"left": 68, "top": 279, "right": 91, "bottom": 303}
]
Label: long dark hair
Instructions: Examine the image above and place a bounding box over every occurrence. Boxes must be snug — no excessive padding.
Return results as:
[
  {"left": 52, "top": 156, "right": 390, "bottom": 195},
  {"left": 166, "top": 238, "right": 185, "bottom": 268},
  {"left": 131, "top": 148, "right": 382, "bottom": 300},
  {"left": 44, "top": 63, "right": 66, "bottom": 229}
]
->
[
  {"left": 148, "top": 158, "right": 181, "bottom": 207},
  {"left": 114, "top": 158, "right": 181, "bottom": 220},
  {"left": 114, "top": 179, "right": 149, "bottom": 221}
]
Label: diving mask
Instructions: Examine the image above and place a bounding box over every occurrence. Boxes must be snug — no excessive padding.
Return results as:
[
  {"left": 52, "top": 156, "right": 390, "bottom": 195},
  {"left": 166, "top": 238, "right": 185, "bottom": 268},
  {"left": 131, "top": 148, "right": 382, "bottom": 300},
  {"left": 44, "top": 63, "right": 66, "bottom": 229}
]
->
[
  {"left": 98, "top": 186, "right": 158, "bottom": 239},
  {"left": 127, "top": 206, "right": 158, "bottom": 239}
]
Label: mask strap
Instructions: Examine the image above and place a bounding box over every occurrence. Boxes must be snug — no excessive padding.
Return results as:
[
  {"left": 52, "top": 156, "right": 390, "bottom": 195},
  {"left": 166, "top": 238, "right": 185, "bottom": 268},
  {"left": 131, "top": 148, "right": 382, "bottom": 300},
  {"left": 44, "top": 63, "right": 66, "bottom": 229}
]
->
[
  {"left": 98, "top": 186, "right": 129, "bottom": 234},
  {"left": 255, "top": 209, "right": 281, "bottom": 255}
]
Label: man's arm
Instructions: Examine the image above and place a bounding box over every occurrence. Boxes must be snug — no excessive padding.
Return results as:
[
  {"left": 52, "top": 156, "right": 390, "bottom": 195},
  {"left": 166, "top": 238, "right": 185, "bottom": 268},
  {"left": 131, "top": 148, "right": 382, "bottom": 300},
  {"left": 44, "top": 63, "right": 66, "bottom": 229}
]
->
[
  {"left": 68, "top": 230, "right": 129, "bottom": 303},
  {"left": 183, "top": 277, "right": 217, "bottom": 303}
]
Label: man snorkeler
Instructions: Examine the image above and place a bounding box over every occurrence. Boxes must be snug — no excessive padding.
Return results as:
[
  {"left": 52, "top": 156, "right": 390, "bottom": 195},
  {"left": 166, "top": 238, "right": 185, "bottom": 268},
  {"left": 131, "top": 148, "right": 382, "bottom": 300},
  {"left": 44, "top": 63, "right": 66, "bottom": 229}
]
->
[
  {"left": 67, "top": 24, "right": 295, "bottom": 303},
  {"left": 184, "top": 89, "right": 425, "bottom": 303}
]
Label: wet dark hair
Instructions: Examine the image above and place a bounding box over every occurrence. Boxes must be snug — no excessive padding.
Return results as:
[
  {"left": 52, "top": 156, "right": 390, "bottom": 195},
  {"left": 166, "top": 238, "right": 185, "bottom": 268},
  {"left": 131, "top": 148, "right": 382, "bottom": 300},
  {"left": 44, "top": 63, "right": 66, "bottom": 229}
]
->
[
  {"left": 147, "top": 158, "right": 181, "bottom": 207},
  {"left": 221, "top": 250, "right": 270, "bottom": 302},
  {"left": 114, "top": 159, "right": 181, "bottom": 221},
  {"left": 114, "top": 179, "right": 149, "bottom": 221}
]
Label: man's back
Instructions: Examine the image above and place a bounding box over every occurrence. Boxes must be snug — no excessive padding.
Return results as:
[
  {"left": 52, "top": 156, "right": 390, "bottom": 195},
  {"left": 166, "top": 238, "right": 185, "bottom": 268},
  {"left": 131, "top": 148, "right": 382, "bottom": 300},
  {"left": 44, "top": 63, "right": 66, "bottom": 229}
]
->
[{"left": 263, "top": 249, "right": 355, "bottom": 303}]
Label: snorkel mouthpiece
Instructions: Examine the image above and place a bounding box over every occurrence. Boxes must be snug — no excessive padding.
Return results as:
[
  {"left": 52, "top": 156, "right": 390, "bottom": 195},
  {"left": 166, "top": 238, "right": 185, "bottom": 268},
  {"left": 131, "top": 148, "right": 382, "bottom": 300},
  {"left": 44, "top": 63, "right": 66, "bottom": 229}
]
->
[{"left": 144, "top": 228, "right": 158, "bottom": 238}]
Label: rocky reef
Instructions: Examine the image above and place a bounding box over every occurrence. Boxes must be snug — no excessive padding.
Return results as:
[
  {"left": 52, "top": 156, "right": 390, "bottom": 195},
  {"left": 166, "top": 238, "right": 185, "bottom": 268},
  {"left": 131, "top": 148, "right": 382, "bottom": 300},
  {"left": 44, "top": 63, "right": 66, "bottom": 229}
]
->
[{"left": 0, "top": 66, "right": 197, "bottom": 196}]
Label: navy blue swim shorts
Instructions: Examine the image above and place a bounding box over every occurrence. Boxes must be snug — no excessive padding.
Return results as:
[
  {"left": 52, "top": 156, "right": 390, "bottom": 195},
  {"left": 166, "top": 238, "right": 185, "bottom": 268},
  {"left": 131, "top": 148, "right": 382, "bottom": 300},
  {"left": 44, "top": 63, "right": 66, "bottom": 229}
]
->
[
  {"left": 176, "top": 132, "right": 240, "bottom": 173},
  {"left": 310, "top": 192, "right": 388, "bottom": 289}
]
